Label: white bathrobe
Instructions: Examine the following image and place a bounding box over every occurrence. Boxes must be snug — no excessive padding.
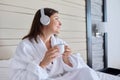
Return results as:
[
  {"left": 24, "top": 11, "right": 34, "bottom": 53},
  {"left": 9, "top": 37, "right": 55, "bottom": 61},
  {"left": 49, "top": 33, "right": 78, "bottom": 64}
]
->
[{"left": 10, "top": 35, "right": 100, "bottom": 80}]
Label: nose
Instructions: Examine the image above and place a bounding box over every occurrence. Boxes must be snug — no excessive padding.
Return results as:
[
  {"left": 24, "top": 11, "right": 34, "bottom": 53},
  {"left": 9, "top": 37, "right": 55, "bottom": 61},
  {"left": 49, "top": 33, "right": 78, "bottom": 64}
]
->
[{"left": 59, "top": 21, "right": 62, "bottom": 26}]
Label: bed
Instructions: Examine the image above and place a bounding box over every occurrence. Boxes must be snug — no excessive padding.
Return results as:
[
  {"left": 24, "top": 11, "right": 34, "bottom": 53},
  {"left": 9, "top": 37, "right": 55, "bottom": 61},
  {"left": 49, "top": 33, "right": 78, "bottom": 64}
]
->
[
  {"left": 0, "top": 60, "right": 10, "bottom": 80},
  {"left": 97, "top": 72, "right": 120, "bottom": 80},
  {"left": 0, "top": 60, "right": 120, "bottom": 80}
]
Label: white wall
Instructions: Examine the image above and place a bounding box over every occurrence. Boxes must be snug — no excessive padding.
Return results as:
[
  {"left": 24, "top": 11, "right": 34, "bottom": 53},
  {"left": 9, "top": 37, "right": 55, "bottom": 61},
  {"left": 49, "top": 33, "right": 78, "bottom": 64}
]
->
[{"left": 106, "top": 0, "right": 120, "bottom": 69}]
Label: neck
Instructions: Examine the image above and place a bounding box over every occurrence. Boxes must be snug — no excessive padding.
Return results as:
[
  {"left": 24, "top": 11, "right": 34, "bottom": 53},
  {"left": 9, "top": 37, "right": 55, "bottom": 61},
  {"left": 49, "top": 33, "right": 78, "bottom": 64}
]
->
[
  {"left": 40, "top": 34, "right": 52, "bottom": 43},
  {"left": 40, "top": 34, "right": 52, "bottom": 50}
]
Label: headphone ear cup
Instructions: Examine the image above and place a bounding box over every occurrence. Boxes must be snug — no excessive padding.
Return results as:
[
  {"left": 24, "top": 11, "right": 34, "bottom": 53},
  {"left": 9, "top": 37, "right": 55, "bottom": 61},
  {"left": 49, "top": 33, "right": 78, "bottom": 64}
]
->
[
  {"left": 40, "top": 15, "right": 50, "bottom": 25},
  {"left": 40, "top": 8, "right": 50, "bottom": 26}
]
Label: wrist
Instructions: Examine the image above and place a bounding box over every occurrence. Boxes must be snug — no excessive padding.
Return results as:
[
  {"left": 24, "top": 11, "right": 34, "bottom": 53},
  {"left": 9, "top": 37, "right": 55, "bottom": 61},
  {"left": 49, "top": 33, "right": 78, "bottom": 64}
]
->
[
  {"left": 39, "top": 62, "right": 46, "bottom": 69},
  {"left": 62, "top": 56, "right": 73, "bottom": 67}
]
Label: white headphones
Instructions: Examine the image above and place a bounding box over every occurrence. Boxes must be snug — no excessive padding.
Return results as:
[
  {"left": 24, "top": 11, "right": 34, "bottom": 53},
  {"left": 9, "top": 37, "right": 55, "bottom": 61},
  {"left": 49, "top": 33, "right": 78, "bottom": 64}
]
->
[{"left": 40, "top": 8, "right": 50, "bottom": 26}]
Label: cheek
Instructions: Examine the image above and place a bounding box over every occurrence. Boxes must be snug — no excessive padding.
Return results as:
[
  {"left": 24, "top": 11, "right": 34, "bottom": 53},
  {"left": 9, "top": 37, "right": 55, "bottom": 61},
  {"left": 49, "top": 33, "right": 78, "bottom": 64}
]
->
[
  {"left": 49, "top": 20, "right": 59, "bottom": 30},
  {"left": 50, "top": 21, "right": 56, "bottom": 26},
  {"left": 53, "top": 21, "right": 58, "bottom": 26},
  {"left": 51, "top": 22, "right": 58, "bottom": 28}
]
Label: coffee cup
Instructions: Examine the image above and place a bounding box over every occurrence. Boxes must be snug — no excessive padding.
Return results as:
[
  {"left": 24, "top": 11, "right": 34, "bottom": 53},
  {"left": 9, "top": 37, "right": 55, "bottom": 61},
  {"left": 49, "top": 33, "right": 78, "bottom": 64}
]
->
[{"left": 57, "top": 44, "right": 65, "bottom": 54}]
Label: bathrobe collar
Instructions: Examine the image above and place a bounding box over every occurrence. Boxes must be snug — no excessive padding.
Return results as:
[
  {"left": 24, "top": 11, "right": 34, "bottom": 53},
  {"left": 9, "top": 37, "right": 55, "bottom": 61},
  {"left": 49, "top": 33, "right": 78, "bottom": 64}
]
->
[{"left": 37, "top": 35, "right": 58, "bottom": 50}]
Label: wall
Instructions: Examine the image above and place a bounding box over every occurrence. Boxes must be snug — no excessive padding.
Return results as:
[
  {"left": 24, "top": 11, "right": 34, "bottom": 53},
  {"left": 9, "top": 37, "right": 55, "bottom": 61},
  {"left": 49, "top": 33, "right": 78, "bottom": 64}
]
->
[
  {"left": 106, "top": 0, "right": 120, "bottom": 69},
  {"left": 0, "top": 0, "right": 87, "bottom": 61}
]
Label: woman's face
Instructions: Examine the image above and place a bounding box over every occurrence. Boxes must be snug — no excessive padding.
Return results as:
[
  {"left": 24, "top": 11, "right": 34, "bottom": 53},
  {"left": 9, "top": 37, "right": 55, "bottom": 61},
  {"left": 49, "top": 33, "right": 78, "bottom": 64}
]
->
[{"left": 45, "top": 13, "right": 62, "bottom": 35}]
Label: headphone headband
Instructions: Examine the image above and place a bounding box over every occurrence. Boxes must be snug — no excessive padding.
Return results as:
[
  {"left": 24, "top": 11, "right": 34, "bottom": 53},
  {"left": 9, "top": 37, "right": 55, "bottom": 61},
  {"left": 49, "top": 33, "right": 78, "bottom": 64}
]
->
[{"left": 40, "top": 8, "right": 44, "bottom": 16}]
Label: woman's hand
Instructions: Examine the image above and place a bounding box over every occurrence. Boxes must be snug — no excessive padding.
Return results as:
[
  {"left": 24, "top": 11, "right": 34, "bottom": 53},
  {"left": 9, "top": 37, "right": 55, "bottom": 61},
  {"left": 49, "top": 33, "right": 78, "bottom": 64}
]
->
[
  {"left": 62, "top": 46, "right": 73, "bottom": 67},
  {"left": 40, "top": 46, "right": 59, "bottom": 68}
]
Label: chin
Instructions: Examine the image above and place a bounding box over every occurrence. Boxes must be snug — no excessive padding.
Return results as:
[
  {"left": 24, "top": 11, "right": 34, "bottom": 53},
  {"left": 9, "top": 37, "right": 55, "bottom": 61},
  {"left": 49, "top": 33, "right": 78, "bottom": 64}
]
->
[{"left": 55, "top": 31, "right": 60, "bottom": 34}]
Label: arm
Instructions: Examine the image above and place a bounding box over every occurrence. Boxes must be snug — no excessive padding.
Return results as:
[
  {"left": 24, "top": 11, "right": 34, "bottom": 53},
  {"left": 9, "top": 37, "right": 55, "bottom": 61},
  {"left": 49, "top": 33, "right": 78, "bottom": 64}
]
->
[
  {"left": 10, "top": 59, "right": 48, "bottom": 80},
  {"left": 56, "top": 37, "right": 88, "bottom": 72},
  {"left": 39, "top": 46, "right": 59, "bottom": 68},
  {"left": 10, "top": 41, "right": 48, "bottom": 80},
  {"left": 62, "top": 46, "right": 73, "bottom": 67},
  {"left": 62, "top": 53, "right": 88, "bottom": 72}
]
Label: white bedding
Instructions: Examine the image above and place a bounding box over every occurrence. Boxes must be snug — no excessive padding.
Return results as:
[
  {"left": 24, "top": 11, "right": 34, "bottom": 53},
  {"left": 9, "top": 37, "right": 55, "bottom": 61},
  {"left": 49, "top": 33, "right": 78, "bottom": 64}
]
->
[
  {"left": 0, "top": 60, "right": 10, "bottom": 80},
  {"left": 0, "top": 60, "right": 120, "bottom": 80},
  {"left": 97, "top": 72, "right": 120, "bottom": 80}
]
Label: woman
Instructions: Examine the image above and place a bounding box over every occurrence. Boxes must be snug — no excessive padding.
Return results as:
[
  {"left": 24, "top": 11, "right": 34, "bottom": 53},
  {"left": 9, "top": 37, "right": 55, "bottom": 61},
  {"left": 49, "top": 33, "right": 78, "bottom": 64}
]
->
[{"left": 10, "top": 8, "right": 100, "bottom": 80}]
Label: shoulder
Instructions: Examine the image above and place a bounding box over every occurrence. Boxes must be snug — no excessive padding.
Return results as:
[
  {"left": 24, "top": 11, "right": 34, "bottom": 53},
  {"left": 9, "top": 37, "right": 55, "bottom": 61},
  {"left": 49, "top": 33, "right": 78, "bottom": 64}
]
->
[
  {"left": 19, "top": 38, "right": 31, "bottom": 46},
  {"left": 17, "top": 38, "right": 34, "bottom": 50},
  {"left": 14, "top": 38, "right": 36, "bottom": 58}
]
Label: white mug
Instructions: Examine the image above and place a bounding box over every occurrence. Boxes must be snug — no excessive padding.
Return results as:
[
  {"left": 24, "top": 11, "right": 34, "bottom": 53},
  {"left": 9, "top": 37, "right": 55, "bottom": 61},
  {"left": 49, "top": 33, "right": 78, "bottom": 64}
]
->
[{"left": 57, "top": 44, "right": 65, "bottom": 54}]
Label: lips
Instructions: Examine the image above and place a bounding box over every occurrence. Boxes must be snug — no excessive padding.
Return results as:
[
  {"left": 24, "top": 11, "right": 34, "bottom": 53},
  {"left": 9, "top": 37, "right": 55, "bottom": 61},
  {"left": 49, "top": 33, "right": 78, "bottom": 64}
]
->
[{"left": 57, "top": 26, "right": 61, "bottom": 29}]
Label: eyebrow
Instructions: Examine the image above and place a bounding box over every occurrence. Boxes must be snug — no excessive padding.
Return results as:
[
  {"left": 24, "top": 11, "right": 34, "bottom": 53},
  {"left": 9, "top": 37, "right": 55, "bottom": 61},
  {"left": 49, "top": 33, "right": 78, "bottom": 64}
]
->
[
  {"left": 54, "top": 15, "right": 59, "bottom": 17},
  {"left": 54, "top": 16, "right": 59, "bottom": 19}
]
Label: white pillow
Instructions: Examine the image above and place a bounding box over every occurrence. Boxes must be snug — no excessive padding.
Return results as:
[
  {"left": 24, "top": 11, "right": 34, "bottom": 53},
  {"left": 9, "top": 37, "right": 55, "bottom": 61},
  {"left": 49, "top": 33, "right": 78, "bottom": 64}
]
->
[
  {"left": 0, "top": 53, "right": 13, "bottom": 60},
  {"left": 0, "top": 46, "right": 15, "bottom": 60}
]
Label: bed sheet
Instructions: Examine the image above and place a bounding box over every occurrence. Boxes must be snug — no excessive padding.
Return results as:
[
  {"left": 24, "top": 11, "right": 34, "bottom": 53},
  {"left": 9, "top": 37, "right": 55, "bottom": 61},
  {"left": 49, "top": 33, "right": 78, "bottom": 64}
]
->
[{"left": 97, "top": 72, "right": 120, "bottom": 80}]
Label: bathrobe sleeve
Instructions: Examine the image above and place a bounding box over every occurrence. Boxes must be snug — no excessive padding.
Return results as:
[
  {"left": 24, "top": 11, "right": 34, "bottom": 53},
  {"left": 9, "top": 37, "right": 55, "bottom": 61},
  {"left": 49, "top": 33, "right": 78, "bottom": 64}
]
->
[
  {"left": 10, "top": 40, "right": 48, "bottom": 80},
  {"left": 57, "top": 38, "right": 88, "bottom": 72},
  {"left": 61, "top": 53, "right": 88, "bottom": 72}
]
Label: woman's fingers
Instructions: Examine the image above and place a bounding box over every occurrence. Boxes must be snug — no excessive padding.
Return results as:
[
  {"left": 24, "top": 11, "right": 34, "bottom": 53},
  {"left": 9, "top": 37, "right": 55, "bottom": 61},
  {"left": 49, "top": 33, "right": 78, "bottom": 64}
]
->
[
  {"left": 65, "top": 46, "right": 71, "bottom": 52},
  {"left": 63, "top": 45, "right": 72, "bottom": 57},
  {"left": 46, "top": 46, "right": 59, "bottom": 59},
  {"left": 40, "top": 46, "right": 60, "bottom": 68}
]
